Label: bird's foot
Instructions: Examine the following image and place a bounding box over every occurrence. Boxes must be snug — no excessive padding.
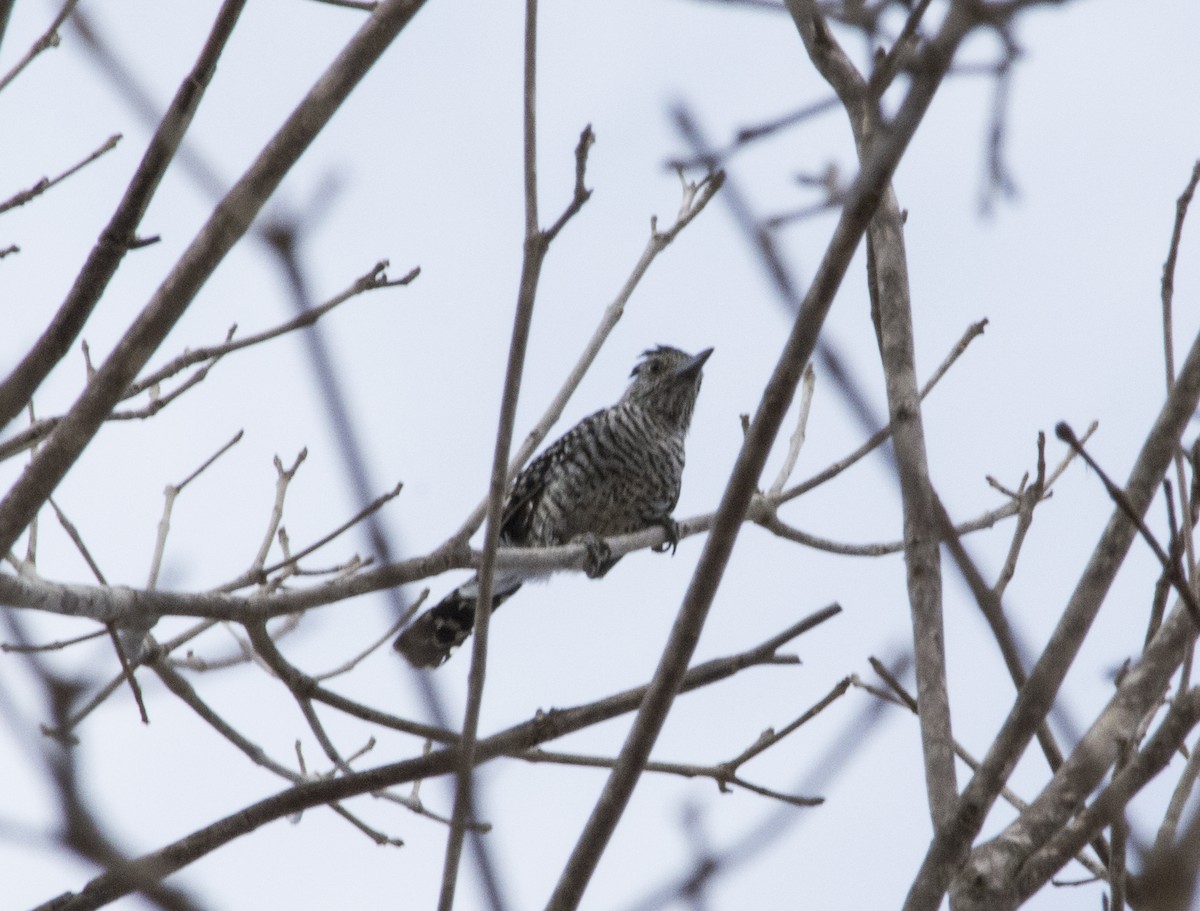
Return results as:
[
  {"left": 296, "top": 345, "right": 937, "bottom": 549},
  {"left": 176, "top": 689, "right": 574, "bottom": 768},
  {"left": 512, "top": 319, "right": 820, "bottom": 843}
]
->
[
  {"left": 650, "top": 517, "right": 680, "bottom": 555},
  {"left": 579, "top": 533, "right": 617, "bottom": 579}
]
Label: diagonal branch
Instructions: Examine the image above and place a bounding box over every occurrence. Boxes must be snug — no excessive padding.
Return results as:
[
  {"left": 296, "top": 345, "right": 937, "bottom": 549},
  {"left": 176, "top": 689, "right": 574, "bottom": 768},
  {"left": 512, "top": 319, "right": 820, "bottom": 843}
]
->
[
  {"left": 35, "top": 614, "right": 822, "bottom": 911},
  {"left": 0, "top": 0, "right": 247, "bottom": 431},
  {"left": 543, "top": 6, "right": 975, "bottom": 907},
  {"left": 0, "top": 0, "right": 429, "bottom": 556},
  {"left": 0, "top": 0, "right": 81, "bottom": 93},
  {"left": 907, "top": 321, "right": 1200, "bottom": 911},
  {"left": 0, "top": 133, "right": 121, "bottom": 215},
  {"left": 1014, "top": 688, "right": 1200, "bottom": 904}
]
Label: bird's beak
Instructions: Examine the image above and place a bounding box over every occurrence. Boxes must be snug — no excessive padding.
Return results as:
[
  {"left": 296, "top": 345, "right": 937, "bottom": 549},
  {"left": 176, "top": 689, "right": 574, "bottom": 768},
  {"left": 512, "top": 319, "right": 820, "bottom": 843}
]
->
[{"left": 675, "top": 347, "right": 713, "bottom": 379}]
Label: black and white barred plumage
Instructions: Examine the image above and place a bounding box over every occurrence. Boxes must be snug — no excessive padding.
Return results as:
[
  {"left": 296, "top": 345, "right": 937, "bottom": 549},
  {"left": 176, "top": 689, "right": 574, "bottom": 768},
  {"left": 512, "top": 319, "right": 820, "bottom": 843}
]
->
[{"left": 394, "top": 345, "right": 712, "bottom": 668}]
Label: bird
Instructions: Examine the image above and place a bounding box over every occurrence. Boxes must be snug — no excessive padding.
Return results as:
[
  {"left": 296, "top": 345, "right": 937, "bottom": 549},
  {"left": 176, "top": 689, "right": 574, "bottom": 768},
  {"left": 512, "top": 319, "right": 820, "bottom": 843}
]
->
[{"left": 394, "top": 344, "right": 713, "bottom": 668}]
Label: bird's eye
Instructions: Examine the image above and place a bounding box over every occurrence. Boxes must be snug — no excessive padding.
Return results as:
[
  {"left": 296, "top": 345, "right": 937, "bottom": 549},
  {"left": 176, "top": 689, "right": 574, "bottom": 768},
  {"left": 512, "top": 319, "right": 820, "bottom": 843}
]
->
[{"left": 647, "top": 361, "right": 662, "bottom": 374}]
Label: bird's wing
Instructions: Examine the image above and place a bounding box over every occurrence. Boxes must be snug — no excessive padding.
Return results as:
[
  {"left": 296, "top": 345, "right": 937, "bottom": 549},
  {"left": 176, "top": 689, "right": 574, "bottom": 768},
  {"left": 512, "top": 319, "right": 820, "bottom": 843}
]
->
[{"left": 500, "top": 408, "right": 606, "bottom": 545}]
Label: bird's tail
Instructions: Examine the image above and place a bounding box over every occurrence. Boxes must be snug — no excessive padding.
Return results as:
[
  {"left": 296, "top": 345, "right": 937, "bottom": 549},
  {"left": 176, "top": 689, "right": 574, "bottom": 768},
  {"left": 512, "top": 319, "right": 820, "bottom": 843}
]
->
[{"left": 394, "top": 577, "right": 522, "bottom": 668}]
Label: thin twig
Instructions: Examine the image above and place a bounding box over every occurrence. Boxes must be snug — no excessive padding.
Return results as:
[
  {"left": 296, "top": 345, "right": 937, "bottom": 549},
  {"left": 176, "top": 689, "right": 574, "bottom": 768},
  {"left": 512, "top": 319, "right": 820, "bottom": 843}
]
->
[
  {"left": 991, "top": 432, "right": 1046, "bottom": 600},
  {"left": 1057, "top": 421, "right": 1200, "bottom": 626},
  {"left": 0, "top": 134, "right": 121, "bottom": 214},
  {"left": 668, "top": 96, "right": 841, "bottom": 170},
  {"left": 148, "top": 431, "right": 244, "bottom": 590},
  {"left": 245, "top": 621, "right": 356, "bottom": 776},
  {"left": 48, "top": 498, "right": 107, "bottom": 586},
  {"left": 152, "top": 659, "right": 405, "bottom": 843},
  {"left": 720, "top": 675, "right": 850, "bottom": 774},
  {"left": 315, "top": 589, "right": 427, "bottom": 681},
  {"left": 777, "top": 318, "right": 988, "bottom": 506},
  {"left": 1148, "top": 482, "right": 1184, "bottom": 648},
  {"left": 866, "top": 0, "right": 934, "bottom": 98},
  {"left": 0, "top": 627, "right": 106, "bottom": 653},
  {"left": 238, "top": 481, "right": 401, "bottom": 590},
  {"left": 518, "top": 749, "right": 822, "bottom": 808},
  {"left": 759, "top": 492, "right": 1029, "bottom": 556},
  {"left": 305, "top": 0, "right": 377, "bottom": 8},
  {"left": 0, "top": 0, "right": 82, "bottom": 93},
  {"left": 0, "top": 263, "right": 415, "bottom": 463},
  {"left": 768, "top": 364, "right": 815, "bottom": 497},
  {"left": 1161, "top": 161, "right": 1200, "bottom": 391},
  {"left": 128, "top": 261, "right": 416, "bottom": 398},
  {"left": 253, "top": 451, "right": 307, "bottom": 575},
  {"left": 1109, "top": 741, "right": 1131, "bottom": 910},
  {"left": 45, "top": 496, "right": 150, "bottom": 725}
]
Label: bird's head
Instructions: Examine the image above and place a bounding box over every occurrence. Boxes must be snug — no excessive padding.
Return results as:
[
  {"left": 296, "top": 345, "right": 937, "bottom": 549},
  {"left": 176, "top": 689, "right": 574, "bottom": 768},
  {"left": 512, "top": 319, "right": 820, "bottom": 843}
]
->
[{"left": 622, "top": 345, "right": 713, "bottom": 428}]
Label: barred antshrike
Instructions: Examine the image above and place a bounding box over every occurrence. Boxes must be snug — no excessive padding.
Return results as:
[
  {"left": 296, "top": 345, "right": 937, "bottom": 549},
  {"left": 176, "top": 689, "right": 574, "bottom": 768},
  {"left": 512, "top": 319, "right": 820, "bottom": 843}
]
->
[{"left": 394, "top": 345, "right": 713, "bottom": 668}]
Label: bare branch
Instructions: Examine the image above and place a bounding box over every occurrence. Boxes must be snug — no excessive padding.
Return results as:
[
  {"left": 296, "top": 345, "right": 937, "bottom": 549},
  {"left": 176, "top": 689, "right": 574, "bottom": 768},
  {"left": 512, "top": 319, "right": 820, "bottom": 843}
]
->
[
  {"left": 1012, "top": 689, "right": 1200, "bottom": 906},
  {"left": 518, "top": 749, "right": 823, "bottom": 808},
  {"left": 147, "top": 430, "right": 244, "bottom": 590},
  {"left": 991, "top": 432, "right": 1046, "bottom": 601},
  {"left": 788, "top": 0, "right": 956, "bottom": 831},
  {"left": 721, "top": 674, "right": 850, "bottom": 774},
  {"left": 854, "top": 670, "right": 1109, "bottom": 883},
  {"left": 0, "top": 134, "right": 121, "bottom": 214},
  {"left": 152, "top": 658, "right": 404, "bottom": 844},
  {"left": 1155, "top": 730, "right": 1200, "bottom": 856},
  {"left": 759, "top": 491, "right": 1029, "bottom": 556},
  {"left": 315, "top": 589, "right": 426, "bottom": 681},
  {"left": 38, "top": 616, "right": 817, "bottom": 910},
  {"left": 777, "top": 317, "right": 988, "bottom": 506},
  {"left": 0, "top": 0, "right": 429, "bottom": 556},
  {"left": 667, "top": 96, "right": 840, "bottom": 170},
  {"left": 1161, "top": 160, "right": 1200, "bottom": 390},
  {"left": 0, "top": 0, "right": 249, "bottom": 431},
  {"left": 1057, "top": 421, "right": 1200, "bottom": 625},
  {"left": 0, "top": 0, "right": 82, "bottom": 93},
  {"left": 48, "top": 498, "right": 107, "bottom": 586},
  {"left": 767, "top": 364, "right": 815, "bottom": 497},
  {"left": 1, "top": 627, "right": 106, "bottom": 653},
  {"left": 306, "top": 0, "right": 377, "bottom": 9},
  {"left": 913, "top": 322, "right": 1200, "bottom": 911},
  {"left": 441, "top": 5, "right": 596, "bottom": 905},
  {"left": 128, "top": 261, "right": 416, "bottom": 398}
]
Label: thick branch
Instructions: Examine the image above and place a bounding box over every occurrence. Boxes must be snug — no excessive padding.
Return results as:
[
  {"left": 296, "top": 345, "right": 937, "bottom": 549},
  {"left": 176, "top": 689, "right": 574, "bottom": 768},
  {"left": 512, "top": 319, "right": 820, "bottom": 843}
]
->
[
  {"left": 906, "top": 321, "right": 1200, "bottom": 911},
  {"left": 1013, "top": 689, "right": 1200, "bottom": 905},
  {"left": 789, "top": 0, "right": 956, "bottom": 831}
]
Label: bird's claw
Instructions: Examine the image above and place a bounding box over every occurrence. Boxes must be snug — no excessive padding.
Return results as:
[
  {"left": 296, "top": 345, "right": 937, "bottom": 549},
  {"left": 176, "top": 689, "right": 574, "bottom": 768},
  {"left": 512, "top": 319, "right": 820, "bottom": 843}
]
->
[
  {"left": 650, "top": 517, "right": 680, "bottom": 555},
  {"left": 580, "top": 533, "right": 617, "bottom": 579}
]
